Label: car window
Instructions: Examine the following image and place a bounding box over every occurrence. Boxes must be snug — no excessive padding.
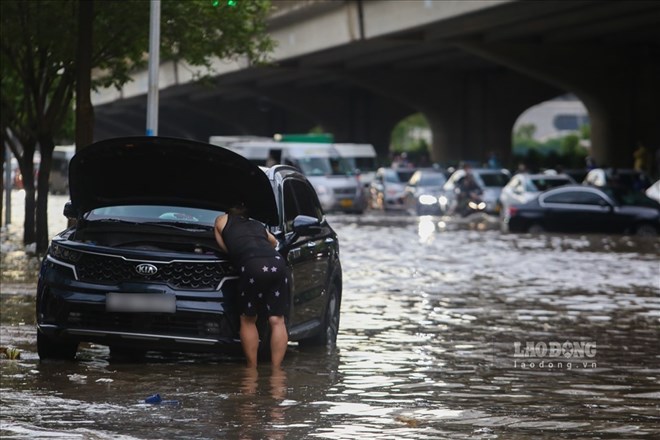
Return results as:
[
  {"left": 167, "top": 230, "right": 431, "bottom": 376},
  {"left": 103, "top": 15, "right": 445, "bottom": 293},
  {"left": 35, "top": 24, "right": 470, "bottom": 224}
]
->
[
  {"left": 417, "top": 172, "right": 446, "bottom": 186},
  {"left": 384, "top": 170, "right": 400, "bottom": 183},
  {"left": 478, "top": 172, "right": 510, "bottom": 187},
  {"left": 354, "top": 157, "right": 377, "bottom": 172},
  {"left": 329, "top": 157, "right": 355, "bottom": 176},
  {"left": 544, "top": 190, "right": 606, "bottom": 205},
  {"left": 396, "top": 170, "right": 416, "bottom": 183},
  {"left": 297, "top": 157, "right": 332, "bottom": 176},
  {"left": 283, "top": 182, "right": 298, "bottom": 231},
  {"left": 603, "top": 187, "right": 660, "bottom": 208},
  {"left": 282, "top": 179, "right": 323, "bottom": 232},
  {"left": 531, "top": 178, "right": 572, "bottom": 192}
]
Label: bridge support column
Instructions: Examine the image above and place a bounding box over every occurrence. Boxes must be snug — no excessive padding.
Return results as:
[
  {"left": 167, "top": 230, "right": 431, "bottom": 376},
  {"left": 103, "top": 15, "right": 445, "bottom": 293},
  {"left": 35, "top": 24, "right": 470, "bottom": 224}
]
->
[
  {"left": 418, "top": 71, "right": 561, "bottom": 166},
  {"left": 456, "top": 41, "right": 660, "bottom": 168},
  {"left": 349, "top": 68, "right": 560, "bottom": 167}
]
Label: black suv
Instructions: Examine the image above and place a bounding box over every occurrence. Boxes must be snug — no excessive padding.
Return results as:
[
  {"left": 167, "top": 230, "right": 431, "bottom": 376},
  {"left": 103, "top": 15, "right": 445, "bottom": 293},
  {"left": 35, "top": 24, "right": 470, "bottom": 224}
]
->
[{"left": 36, "top": 137, "right": 342, "bottom": 360}]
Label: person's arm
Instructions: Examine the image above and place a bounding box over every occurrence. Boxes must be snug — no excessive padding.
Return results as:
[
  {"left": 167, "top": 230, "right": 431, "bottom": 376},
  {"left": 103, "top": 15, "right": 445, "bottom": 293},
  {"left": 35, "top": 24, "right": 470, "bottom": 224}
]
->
[
  {"left": 214, "top": 215, "right": 229, "bottom": 253},
  {"left": 266, "top": 229, "right": 278, "bottom": 248}
]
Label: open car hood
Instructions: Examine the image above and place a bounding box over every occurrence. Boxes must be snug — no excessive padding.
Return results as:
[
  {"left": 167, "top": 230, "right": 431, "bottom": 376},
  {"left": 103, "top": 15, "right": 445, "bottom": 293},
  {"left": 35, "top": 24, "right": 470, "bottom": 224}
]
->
[{"left": 68, "top": 137, "right": 279, "bottom": 225}]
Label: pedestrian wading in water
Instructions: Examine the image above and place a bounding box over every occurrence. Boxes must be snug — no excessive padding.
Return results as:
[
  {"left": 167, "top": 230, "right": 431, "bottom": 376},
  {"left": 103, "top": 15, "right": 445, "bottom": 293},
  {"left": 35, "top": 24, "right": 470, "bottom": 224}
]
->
[{"left": 214, "top": 203, "right": 289, "bottom": 369}]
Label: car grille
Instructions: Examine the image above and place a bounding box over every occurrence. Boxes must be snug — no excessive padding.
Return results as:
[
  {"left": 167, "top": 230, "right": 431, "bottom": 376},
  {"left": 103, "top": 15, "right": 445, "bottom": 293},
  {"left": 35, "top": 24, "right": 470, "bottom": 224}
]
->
[{"left": 76, "top": 253, "right": 231, "bottom": 290}]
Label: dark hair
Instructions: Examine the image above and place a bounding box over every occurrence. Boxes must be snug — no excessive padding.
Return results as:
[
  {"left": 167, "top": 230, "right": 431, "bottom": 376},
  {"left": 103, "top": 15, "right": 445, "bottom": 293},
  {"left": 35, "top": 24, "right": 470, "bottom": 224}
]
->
[{"left": 228, "top": 203, "right": 248, "bottom": 217}]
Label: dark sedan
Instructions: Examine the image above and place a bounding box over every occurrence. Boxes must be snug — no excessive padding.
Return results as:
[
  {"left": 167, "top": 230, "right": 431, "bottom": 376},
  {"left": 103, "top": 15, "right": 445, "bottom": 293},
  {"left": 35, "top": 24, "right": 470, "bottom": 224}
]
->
[
  {"left": 502, "top": 185, "right": 660, "bottom": 235},
  {"left": 36, "top": 137, "right": 342, "bottom": 360}
]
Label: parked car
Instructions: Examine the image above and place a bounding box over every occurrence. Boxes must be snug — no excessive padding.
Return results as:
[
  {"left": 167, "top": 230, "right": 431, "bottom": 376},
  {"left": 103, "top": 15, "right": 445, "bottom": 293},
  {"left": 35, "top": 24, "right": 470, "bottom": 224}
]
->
[
  {"left": 439, "top": 168, "right": 511, "bottom": 214},
  {"left": 499, "top": 172, "right": 575, "bottom": 215},
  {"left": 502, "top": 184, "right": 660, "bottom": 235},
  {"left": 584, "top": 168, "right": 651, "bottom": 193},
  {"left": 369, "top": 167, "right": 417, "bottom": 211},
  {"left": 36, "top": 137, "right": 343, "bottom": 360},
  {"left": 403, "top": 168, "right": 447, "bottom": 215}
]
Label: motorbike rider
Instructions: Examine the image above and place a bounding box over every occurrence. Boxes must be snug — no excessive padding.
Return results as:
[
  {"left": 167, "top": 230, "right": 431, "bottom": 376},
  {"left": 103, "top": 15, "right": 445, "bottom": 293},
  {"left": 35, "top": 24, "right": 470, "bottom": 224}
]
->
[{"left": 455, "top": 168, "right": 482, "bottom": 215}]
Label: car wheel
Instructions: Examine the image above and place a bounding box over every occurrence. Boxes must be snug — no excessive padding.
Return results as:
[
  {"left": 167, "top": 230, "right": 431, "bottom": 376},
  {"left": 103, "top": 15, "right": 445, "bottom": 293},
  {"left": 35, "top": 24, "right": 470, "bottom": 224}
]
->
[
  {"left": 299, "top": 283, "right": 340, "bottom": 348},
  {"left": 527, "top": 223, "right": 545, "bottom": 234},
  {"left": 635, "top": 223, "right": 657, "bottom": 237},
  {"left": 37, "top": 331, "right": 78, "bottom": 360}
]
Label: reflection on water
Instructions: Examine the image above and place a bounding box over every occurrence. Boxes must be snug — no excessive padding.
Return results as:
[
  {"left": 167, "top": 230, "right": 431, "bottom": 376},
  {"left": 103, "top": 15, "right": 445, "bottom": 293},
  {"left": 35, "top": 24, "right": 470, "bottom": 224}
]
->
[{"left": 1, "top": 203, "right": 659, "bottom": 439}]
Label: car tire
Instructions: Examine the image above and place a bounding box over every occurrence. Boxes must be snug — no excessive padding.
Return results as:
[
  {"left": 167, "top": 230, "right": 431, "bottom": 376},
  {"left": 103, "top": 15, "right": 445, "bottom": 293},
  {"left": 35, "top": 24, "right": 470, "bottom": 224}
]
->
[
  {"left": 37, "top": 331, "right": 78, "bottom": 360},
  {"left": 527, "top": 223, "right": 545, "bottom": 234},
  {"left": 635, "top": 224, "right": 657, "bottom": 237},
  {"left": 299, "top": 283, "right": 340, "bottom": 348}
]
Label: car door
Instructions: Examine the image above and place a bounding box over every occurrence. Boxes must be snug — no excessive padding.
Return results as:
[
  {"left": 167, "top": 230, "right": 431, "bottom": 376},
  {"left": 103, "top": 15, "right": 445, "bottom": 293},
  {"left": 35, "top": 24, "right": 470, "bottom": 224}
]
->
[
  {"left": 280, "top": 177, "right": 334, "bottom": 328},
  {"left": 542, "top": 189, "right": 616, "bottom": 233}
]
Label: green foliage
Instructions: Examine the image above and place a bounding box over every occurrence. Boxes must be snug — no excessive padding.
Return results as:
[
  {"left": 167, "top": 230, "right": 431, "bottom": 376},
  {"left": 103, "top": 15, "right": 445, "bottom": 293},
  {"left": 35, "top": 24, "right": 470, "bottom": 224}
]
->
[
  {"left": 512, "top": 124, "right": 590, "bottom": 171},
  {"left": 390, "top": 113, "right": 430, "bottom": 153},
  {"left": 1, "top": 0, "right": 274, "bottom": 249},
  {"left": 514, "top": 123, "right": 536, "bottom": 141}
]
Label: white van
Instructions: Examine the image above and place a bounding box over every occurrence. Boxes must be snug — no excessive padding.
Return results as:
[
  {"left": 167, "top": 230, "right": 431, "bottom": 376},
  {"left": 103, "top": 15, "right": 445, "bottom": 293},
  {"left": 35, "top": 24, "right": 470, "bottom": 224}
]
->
[
  {"left": 49, "top": 145, "right": 76, "bottom": 194},
  {"left": 214, "top": 137, "right": 366, "bottom": 213},
  {"left": 333, "top": 143, "right": 377, "bottom": 187},
  {"left": 208, "top": 136, "right": 273, "bottom": 165}
]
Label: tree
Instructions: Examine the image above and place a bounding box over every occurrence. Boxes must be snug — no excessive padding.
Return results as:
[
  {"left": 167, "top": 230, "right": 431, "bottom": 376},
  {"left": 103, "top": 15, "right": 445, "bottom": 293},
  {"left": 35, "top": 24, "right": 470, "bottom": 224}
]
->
[{"left": 0, "top": 0, "right": 273, "bottom": 252}]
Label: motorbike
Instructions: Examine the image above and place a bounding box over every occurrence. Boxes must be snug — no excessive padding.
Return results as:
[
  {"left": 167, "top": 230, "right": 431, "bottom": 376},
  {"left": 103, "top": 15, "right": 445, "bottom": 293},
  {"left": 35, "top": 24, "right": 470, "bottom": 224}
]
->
[{"left": 454, "top": 187, "right": 486, "bottom": 217}]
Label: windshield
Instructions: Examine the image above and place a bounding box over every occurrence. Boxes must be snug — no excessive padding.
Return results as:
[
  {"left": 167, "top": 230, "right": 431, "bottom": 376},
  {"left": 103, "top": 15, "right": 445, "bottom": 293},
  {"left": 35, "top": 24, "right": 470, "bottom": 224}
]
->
[
  {"left": 352, "top": 157, "right": 377, "bottom": 172},
  {"left": 478, "top": 172, "right": 510, "bottom": 187},
  {"left": 86, "top": 205, "right": 223, "bottom": 227},
  {"left": 417, "top": 172, "right": 446, "bottom": 186},
  {"left": 298, "top": 156, "right": 356, "bottom": 176},
  {"left": 329, "top": 157, "right": 357, "bottom": 176},
  {"left": 385, "top": 170, "right": 416, "bottom": 183},
  {"left": 297, "top": 157, "right": 332, "bottom": 176},
  {"left": 530, "top": 177, "right": 572, "bottom": 191}
]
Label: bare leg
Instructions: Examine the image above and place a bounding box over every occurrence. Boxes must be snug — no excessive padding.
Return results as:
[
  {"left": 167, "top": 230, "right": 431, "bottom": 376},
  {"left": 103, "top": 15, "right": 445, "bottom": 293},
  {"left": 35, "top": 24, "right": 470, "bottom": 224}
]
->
[
  {"left": 269, "top": 315, "right": 288, "bottom": 368},
  {"left": 240, "top": 314, "right": 259, "bottom": 368}
]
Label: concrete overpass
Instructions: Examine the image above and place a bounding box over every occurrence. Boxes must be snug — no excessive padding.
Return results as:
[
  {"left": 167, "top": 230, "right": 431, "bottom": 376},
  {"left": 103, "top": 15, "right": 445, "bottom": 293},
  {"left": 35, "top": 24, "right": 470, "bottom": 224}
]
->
[{"left": 92, "top": 0, "right": 660, "bottom": 168}]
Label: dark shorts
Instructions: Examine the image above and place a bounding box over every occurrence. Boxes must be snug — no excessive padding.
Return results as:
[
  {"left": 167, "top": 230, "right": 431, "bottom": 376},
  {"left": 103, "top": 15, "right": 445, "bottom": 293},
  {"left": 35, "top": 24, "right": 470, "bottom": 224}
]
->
[{"left": 237, "top": 255, "right": 289, "bottom": 317}]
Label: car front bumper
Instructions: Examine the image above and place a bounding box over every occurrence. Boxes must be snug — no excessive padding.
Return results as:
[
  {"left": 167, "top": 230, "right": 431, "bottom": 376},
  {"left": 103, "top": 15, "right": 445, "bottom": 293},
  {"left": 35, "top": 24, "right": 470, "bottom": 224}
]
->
[{"left": 37, "top": 255, "right": 242, "bottom": 352}]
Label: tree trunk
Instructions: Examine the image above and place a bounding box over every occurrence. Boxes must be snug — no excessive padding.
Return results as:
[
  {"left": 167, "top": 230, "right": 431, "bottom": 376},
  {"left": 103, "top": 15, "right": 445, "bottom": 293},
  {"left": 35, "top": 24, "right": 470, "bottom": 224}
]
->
[
  {"left": 0, "top": 141, "right": 5, "bottom": 226},
  {"left": 21, "top": 151, "right": 36, "bottom": 245},
  {"left": 36, "top": 136, "right": 55, "bottom": 252},
  {"left": 76, "top": 0, "right": 94, "bottom": 150}
]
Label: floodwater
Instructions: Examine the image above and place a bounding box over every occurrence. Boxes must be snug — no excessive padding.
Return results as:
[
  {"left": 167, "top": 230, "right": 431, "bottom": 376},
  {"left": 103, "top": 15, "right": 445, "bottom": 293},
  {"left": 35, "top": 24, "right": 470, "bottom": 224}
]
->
[{"left": 1, "top": 192, "right": 659, "bottom": 439}]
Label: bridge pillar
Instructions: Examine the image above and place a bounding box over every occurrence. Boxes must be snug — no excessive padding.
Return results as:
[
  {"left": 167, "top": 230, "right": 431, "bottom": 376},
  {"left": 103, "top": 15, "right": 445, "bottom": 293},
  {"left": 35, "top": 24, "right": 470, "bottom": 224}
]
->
[
  {"left": 456, "top": 41, "right": 660, "bottom": 168},
  {"left": 348, "top": 68, "right": 560, "bottom": 166}
]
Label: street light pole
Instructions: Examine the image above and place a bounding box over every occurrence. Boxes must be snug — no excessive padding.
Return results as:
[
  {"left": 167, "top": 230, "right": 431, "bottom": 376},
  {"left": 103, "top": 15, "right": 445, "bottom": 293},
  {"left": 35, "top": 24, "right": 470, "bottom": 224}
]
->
[{"left": 146, "top": 0, "right": 161, "bottom": 136}]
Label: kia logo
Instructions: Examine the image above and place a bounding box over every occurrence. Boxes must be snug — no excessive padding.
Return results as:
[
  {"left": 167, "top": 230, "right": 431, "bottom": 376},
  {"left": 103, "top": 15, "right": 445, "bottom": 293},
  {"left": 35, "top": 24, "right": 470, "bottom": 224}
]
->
[{"left": 135, "top": 263, "right": 158, "bottom": 275}]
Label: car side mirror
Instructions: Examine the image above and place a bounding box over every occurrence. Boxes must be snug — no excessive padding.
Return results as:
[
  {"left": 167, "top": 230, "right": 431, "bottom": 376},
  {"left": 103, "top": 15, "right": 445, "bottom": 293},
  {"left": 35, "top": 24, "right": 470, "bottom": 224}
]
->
[
  {"left": 63, "top": 201, "right": 76, "bottom": 219},
  {"left": 292, "top": 215, "right": 322, "bottom": 236}
]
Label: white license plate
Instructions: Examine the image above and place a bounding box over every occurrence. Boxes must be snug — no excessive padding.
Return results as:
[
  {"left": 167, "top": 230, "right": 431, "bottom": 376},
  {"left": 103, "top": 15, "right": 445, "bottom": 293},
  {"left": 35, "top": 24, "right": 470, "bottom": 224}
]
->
[{"left": 106, "top": 293, "right": 176, "bottom": 313}]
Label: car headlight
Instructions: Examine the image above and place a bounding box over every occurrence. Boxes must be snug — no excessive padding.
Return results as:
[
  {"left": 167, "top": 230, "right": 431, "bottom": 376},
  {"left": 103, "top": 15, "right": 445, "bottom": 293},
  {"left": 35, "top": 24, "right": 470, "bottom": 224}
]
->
[
  {"left": 50, "top": 242, "right": 81, "bottom": 263},
  {"left": 418, "top": 194, "right": 438, "bottom": 205},
  {"left": 315, "top": 185, "right": 329, "bottom": 196},
  {"left": 438, "top": 196, "right": 448, "bottom": 206}
]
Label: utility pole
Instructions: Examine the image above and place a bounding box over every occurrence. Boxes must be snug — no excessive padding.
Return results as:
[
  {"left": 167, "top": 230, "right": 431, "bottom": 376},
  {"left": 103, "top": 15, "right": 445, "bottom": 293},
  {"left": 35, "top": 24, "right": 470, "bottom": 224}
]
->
[{"left": 146, "top": 0, "right": 161, "bottom": 136}]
